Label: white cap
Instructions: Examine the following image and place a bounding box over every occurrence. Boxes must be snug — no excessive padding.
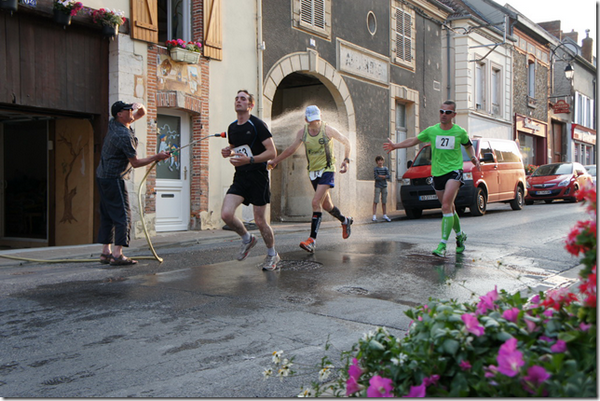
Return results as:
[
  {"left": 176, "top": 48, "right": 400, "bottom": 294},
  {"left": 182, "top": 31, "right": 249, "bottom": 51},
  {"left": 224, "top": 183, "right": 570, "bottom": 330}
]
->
[{"left": 305, "top": 105, "right": 321, "bottom": 122}]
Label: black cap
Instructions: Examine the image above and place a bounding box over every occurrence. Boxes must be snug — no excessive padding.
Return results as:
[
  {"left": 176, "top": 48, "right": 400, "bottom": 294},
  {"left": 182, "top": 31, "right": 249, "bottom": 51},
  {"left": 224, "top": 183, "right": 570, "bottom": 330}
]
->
[{"left": 111, "top": 101, "right": 134, "bottom": 117}]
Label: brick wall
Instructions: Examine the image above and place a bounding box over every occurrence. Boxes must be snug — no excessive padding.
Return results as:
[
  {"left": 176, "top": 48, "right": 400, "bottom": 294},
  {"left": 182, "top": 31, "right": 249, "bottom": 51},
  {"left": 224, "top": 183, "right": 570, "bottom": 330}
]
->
[{"left": 144, "top": 0, "right": 211, "bottom": 223}]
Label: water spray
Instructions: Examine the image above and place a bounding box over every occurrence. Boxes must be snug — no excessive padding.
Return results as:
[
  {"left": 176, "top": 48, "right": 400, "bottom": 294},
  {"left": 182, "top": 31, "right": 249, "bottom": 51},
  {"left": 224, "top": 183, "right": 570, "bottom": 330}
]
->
[
  {"left": 0, "top": 132, "right": 227, "bottom": 265},
  {"left": 138, "top": 132, "right": 227, "bottom": 264}
]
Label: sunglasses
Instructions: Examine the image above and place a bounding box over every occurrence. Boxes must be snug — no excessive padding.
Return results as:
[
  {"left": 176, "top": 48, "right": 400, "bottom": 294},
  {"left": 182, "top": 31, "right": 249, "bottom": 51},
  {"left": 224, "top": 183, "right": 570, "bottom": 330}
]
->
[{"left": 439, "top": 109, "right": 455, "bottom": 115}]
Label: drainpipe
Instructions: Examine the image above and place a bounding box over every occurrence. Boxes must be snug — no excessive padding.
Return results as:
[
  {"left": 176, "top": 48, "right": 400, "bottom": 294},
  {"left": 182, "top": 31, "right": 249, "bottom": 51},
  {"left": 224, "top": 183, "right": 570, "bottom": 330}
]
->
[
  {"left": 446, "top": 25, "right": 452, "bottom": 100},
  {"left": 256, "top": 0, "right": 264, "bottom": 118}
]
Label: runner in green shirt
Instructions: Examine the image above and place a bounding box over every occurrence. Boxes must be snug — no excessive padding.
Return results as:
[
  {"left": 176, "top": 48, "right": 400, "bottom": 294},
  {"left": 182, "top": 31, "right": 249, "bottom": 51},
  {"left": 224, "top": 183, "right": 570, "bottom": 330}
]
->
[{"left": 383, "top": 101, "right": 481, "bottom": 257}]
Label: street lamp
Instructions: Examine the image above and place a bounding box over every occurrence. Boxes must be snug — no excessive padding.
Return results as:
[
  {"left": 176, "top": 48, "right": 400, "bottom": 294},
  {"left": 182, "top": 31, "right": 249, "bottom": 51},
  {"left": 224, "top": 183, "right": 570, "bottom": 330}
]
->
[{"left": 564, "top": 63, "right": 574, "bottom": 80}]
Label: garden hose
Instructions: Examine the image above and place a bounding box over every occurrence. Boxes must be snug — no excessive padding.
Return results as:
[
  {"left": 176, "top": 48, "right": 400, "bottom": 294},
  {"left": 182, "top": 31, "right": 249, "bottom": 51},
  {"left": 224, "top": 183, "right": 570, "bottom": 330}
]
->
[{"left": 0, "top": 132, "right": 226, "bottom": 265}]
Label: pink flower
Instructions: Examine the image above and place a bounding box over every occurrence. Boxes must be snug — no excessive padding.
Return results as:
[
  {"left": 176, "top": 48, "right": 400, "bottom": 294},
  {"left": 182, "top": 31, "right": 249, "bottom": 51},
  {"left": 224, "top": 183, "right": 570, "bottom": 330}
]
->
[
  {"left": 403, "top": 382, "right": 426, "bottom": 397},
  {"left": 476, "top": 286, "right": 499, "bottom": 315},
  {"left": 497, "top": 338, "right": 524, "bottom": 377},
  {"left": 461, "top": 313, "right": 485, "bottom": 336},
  {"left": 348, "top": 358, "right": 363, "bottom": 380},
  {"left": 346, "top": 376, "right": 362, "bottom": 396},
  {"left": 551, "top": 339, "right": 567, "bottom": 353},
  {"left": 423, "top": 374, "right": 439, "bottom": 387},
  {"left": 484, "top": 364, "right": 498, "bottom": 378},
  {"left": 522, "top": 365, "right": 550, "bottom": 395},
  {"left": 580, "top": 322, "right": 592, "bottom": 331},
  {"left": 525, "top": 316, "right": 538, "bottom": 333},
  {"left": 367, "top": 375, "right": 394, "bottom": 397},
  {"left": 459, "top": 360, "right": 472, "bottom": 371},
  {"left": 502, "top": 307, "right": 519, "bottom": 322}
]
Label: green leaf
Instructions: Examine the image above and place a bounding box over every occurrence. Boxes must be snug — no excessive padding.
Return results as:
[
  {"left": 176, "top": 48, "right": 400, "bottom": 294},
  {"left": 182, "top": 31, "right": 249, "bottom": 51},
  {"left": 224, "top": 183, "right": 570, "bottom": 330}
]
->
[
  {"left": 369, "top": 340, "right": 385, "bottom": 351},
  {"left": 442, "top": 339, "right": 460, "bottom": 355},
  {"left": 495, "top": 331, "right": 513, "bottom": 342}
]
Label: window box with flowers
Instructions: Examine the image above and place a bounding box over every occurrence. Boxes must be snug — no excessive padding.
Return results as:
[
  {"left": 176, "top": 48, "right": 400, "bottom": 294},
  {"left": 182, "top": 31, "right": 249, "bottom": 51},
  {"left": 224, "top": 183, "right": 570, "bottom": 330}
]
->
[
  {"left": 90, "top": 8, "right": 126, "bottom": 39},
  {"left": 52, "top": 0, "right": 83, "bottom": 27},
  {"left": 166, "top": 39, "right": 202, "bottom": 64}
]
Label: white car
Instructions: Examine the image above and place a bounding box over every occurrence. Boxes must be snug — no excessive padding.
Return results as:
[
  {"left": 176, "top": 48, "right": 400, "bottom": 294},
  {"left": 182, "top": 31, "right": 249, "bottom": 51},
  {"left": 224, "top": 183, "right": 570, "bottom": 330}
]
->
[{"left": 584, "top": 165, "right": 596, "bottom": 186}]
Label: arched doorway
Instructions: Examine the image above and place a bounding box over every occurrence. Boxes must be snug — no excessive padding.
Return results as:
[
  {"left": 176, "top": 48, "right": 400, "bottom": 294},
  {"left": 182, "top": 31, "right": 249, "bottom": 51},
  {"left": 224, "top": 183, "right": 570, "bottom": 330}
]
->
[{"left": 263, "top": 51, "right": 356, "bottom": 222}]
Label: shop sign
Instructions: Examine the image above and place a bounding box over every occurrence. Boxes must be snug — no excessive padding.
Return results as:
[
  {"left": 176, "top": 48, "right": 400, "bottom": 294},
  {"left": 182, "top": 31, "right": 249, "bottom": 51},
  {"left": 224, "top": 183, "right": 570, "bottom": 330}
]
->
[
  {"left": 572, "top": 125, "right": 596, "bottom": 145},
  {"left": 552, "top": 100, "right": 570, "bottom": 114}
]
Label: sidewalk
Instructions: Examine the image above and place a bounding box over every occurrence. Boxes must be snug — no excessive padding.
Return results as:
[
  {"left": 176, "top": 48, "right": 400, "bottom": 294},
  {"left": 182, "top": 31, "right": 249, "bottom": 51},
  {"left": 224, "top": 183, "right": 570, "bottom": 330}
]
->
[{"left": 0, "top": 212, "right": 405, "bottom": 267}]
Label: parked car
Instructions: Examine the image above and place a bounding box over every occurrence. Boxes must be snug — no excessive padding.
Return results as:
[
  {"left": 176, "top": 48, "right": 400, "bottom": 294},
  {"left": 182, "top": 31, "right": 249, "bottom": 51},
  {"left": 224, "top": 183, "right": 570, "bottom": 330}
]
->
[
  {"left": 584, "top": 165, "right": 596, "bottom": 186},
  {"left": 399, "top": 138, "right": 527, "bottom": 218},
  {"left": 525, "top": 162, "right": 593, "bottom": 204}
]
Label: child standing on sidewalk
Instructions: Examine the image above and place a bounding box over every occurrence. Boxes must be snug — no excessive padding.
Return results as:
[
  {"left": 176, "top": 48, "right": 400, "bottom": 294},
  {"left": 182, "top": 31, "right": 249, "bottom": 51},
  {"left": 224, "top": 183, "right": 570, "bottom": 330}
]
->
[{"left": 373, "top": 155, "right": 391, "bottom": 222}]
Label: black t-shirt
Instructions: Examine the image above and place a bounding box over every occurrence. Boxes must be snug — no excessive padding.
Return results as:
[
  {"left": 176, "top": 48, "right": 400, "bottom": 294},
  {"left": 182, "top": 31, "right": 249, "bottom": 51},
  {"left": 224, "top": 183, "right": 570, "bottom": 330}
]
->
[{"left": 227, "top": 115, "right": 272, "bottom": 172}]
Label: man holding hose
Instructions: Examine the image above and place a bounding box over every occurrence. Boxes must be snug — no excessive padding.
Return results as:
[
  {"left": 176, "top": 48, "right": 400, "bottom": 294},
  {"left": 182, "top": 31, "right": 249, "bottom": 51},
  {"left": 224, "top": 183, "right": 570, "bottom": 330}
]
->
[{"left": 96, "top": 101, "right": 170, "bottom": 266}]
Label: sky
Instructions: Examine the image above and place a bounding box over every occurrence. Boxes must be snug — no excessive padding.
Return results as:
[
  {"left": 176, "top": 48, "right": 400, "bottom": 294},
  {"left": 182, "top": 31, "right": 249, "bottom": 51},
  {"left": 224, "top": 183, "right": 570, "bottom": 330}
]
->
[{"left": 502, "top": 0, "right": 598, "bottom": 53}]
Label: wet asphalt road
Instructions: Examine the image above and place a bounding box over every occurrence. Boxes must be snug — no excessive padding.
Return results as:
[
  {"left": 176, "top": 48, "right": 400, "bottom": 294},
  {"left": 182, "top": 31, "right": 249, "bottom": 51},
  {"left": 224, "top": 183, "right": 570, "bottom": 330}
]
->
[{"left": 0, "top": 202, "right": 586, "bottom": 397}]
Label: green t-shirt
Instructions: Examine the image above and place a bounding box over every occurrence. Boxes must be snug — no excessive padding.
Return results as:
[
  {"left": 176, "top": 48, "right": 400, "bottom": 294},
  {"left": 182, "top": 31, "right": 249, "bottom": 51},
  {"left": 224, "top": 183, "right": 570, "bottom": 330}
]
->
[{"left": 417, "top": 123, "right": 469, "bottom": 177}]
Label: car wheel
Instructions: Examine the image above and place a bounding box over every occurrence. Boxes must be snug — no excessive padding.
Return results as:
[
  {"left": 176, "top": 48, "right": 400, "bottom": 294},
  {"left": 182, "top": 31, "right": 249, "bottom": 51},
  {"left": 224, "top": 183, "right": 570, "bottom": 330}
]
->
[
  {"left": 525, "top": 199, "right": 534, "bottom": 205},
  {"left": 544, "top": 199, "right": 553, "bottom": 204},
  {"left": 404, "top": 208, "right": 423, "bottom": 219},
  {"left": 470, "top": 187, "right": 487, "bottom": 216},
  {"left": 510, "top": 186, "right": 525, "bottom": 210},
  {"left": 569, "top": 185, "right": 579, "bottom": 203}
]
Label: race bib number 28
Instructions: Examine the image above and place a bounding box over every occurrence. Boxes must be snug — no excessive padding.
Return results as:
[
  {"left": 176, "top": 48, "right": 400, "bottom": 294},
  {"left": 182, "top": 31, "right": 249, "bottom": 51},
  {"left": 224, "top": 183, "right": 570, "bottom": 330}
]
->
[{"left": 435, "top": 136, "right": 455, "bottom": 150}]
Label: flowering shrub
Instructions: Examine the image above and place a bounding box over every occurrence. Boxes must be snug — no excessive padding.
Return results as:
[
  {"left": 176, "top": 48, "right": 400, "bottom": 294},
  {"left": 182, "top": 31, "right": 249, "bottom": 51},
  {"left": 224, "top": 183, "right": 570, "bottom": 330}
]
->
[
  {"left": 90, "top": 8, "right": 126, "bottom": 27},
  {"left": 53, "top": 0, "right": 82, "bottom": 16},
  {"left": 266, "top": 187, "right": 596, "bottom": 397},
  {"left": 525, "top": 164, "right": 539, "bottom": 175},
  {"left": 166, "top": 39, "right": 202, "bottom": 53}
]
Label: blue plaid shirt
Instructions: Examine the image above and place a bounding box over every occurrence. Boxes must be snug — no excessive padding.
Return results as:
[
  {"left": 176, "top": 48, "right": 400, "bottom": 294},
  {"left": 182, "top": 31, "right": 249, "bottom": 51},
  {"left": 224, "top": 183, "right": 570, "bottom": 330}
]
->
[{"left": 96, "top": 119, "right": 138, "bottom": 179}]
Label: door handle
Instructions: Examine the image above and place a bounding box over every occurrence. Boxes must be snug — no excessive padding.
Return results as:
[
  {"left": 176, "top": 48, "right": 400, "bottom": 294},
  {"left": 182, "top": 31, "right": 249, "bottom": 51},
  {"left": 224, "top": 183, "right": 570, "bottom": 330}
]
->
[{"left": 184, "top": 166, "right": 187, "bottom": 180}]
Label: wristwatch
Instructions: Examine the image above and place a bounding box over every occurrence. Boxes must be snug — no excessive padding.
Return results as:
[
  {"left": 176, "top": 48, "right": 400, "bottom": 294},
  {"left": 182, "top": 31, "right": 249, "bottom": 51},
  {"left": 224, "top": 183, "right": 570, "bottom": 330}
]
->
[
  {"left": 249, "top": 156, "right": 255, "bottom": 164},
  {"left": 344, "top": 157, "right": 350, "bottom": 163}
]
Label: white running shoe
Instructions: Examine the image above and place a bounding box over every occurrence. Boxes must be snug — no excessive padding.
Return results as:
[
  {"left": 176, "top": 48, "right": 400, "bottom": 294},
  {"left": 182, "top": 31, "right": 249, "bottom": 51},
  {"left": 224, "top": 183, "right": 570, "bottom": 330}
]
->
[
  {"left": 262, "top": 253, "right": 281, "bottom": 271},
  {"left": 372, "top": 215, "right": 377, "bottom": 221},
  {"left": 383, "top": 215, "right": 391, "bottom": 222},
  {"left": 237, "top": 234, "right": 257, "bottom": 261}
]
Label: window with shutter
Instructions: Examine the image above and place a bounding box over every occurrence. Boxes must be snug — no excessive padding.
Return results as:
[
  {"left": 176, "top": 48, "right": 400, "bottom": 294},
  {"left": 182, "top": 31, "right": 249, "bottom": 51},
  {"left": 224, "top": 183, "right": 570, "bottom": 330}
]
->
[
  {"left": 293, "top": 0, "right": 331, "bottom": 39},
  {"left": 203, "top": 0, "right": 223, "bottom": 60},
  {"left": 391, "top": 4, "right": 415, "bottom": 69},
  {"left": 131, "top": 0, "right": 159, "bottom": 43}
]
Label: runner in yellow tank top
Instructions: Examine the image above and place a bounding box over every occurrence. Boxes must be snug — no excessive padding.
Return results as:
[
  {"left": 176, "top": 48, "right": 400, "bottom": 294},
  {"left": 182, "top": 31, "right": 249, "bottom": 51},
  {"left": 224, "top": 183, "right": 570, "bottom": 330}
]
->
[{"left": 268, "top": 105, "right": 353, "bottom": 252}]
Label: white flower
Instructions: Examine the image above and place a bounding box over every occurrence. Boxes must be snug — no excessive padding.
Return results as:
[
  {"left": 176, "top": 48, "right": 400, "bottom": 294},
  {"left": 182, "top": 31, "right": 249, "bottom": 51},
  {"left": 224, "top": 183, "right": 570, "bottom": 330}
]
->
[
  {"left": 318, "top": 364, "right": 334, "bottom": 381},
  {"left": 262, "top": 368, "right": 273, "bottom": 379},
  {"left": 362, "top": 330, "right": 375, "bottom": 341},
  {"left": 298, "top": 387, "right": 314, "bottom": 397},
  {"left": 272, "top": 350, "right": 283, "bottom": 364}
]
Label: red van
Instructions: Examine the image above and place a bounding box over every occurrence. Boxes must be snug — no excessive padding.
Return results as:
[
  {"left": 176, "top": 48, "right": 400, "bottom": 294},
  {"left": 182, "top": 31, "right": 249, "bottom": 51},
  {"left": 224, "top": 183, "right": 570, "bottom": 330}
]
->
[{"left": 399, "top": 138, "right": 527, "bottom": 218}]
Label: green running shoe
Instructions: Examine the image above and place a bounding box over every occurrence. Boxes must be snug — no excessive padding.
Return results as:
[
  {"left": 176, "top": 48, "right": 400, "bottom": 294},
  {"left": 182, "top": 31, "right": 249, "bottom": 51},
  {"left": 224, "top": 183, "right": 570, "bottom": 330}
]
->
[
  {"left": 456, "top": 232, "right": 468, "bottom": 254},
  {"left": 432, "top": 242, "right": 447, "bottom": 257}
]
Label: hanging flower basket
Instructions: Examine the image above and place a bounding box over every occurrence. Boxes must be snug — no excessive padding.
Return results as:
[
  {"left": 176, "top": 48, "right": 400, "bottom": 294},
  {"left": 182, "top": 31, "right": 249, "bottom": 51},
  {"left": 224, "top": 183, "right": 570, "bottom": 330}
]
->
[
  {"left": 53, "top": 9, "right": 72, "bottom": 26},
  {"left": 0, "top": 0, "right": 18, "bottom": 12},
  {"left": 169, "top": 47, "right": 200, "bottom": 64},
  {"left": 101, "top": 24, "right": 118, "bottom": 39}
]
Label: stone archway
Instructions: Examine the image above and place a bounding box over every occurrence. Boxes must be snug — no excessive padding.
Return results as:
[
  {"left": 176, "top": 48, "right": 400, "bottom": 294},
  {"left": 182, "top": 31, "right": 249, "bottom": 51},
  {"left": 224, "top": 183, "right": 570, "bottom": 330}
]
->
[{"left": 262, "top": 50, "right": 358, "bottom": 222}]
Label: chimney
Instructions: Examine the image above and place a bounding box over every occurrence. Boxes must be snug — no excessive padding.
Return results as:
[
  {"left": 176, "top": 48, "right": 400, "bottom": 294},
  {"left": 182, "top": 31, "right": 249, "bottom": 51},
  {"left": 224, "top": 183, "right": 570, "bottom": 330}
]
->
[
  {"left": 562, "top": 29, "right": 578, "bottom": 43},
  {"left": 582, "top": 29, "right": 594, "bottom": 62},
  {"left": 538, "top": 21, "right": 561, "bottom": 40}
]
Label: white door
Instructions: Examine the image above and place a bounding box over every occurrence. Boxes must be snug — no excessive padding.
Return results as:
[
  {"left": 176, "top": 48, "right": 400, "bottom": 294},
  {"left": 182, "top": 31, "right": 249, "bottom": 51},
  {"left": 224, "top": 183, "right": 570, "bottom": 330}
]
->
[{"left": 155, "top": 112, "right": 190, "bottom": 232}]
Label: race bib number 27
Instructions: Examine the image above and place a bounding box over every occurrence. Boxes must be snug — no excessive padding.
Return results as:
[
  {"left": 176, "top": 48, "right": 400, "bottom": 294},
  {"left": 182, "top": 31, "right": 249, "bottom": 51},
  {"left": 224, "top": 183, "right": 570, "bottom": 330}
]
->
[{"left": 435, "top": 136, "right": 455, "bottom": 150}]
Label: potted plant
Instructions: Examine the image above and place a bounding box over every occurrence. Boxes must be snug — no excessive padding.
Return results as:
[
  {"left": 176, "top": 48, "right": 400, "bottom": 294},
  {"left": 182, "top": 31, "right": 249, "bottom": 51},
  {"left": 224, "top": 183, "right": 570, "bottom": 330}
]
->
[
  {"left": 166, "top": 39, "right": 202, "bottom": 64},
  {"left": 0, "top": 0, "right": 18, "bottom": 13},
  {"left": 52, "top": 0, "right": 83, "bottom": 27},
  {"left": 90, "top": 8, "right": 126, "bottom": 39}
]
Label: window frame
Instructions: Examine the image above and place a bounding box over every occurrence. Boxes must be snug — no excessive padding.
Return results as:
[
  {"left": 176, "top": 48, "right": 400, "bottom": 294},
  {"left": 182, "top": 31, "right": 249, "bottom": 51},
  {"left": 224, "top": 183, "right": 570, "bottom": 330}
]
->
[
  {"left": 158, "top": 0, "right": 192, "bottom": 43},
  {"left": 292, "top": 0, "right": 331, "bottom": 39},
  {"left": 391, "top": 2, "right": 416, "bottom": 70}
]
